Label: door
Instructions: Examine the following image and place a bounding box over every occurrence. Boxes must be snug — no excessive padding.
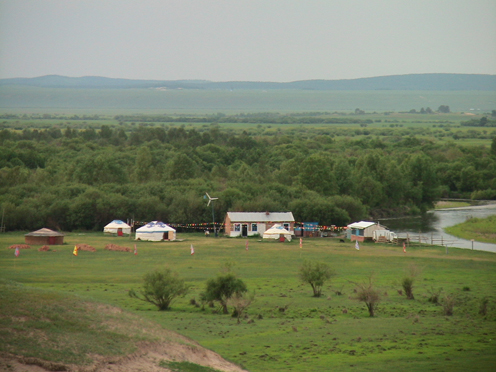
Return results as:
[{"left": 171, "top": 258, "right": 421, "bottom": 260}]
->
[
  {"left": 242, "top": 224, "right": 248, "bottom": 237},
  {"left": 48, "top": 236, "right": 56, "bottom": 245},
  {"left": 163, "top": 232, "right": 169, "bottom": 240},
  {"left": 117, "top": 228, "right": 123, "bottom": 236}
]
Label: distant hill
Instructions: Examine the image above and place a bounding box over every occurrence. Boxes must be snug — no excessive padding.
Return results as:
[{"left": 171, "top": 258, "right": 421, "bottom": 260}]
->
[{"left": 1, "top": 73, "right": 495, "bottom": 90}]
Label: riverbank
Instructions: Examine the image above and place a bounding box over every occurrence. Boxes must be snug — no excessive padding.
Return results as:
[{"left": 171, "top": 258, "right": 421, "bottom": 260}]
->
[{"left": 445, "top": 215, "right": 496, "bottom": 244}]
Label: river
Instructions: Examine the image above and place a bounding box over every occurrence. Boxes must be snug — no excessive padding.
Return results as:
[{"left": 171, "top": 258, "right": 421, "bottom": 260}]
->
[{"left": 378, "top": 204, "right": 496, "bottom": 253}]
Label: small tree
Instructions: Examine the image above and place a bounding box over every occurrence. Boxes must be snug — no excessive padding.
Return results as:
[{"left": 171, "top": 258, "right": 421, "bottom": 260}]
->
[
  {"left": 441, "top": 294, "right": 457, "bottom": 316},
  {"left": 298, "top": 260, "right": 335, "bottom": 297},
  {"left": 202, "top": 273, "right": 247, "bottom": 314},
  {"left": 401, "top": 263, "right": 422, "bottom": 300},
  {"left": 129, "top": 268, "right": 189, "bottom": 311},
  {"left": 353, "top": 276, "right": 381, "bottom": 317},
  {"left": 228, "top": 291, "right": 256, "bottom": 323}
]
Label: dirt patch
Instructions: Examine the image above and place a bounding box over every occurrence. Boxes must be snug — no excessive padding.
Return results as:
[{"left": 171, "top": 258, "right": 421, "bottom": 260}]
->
[
  {"left": 0, "top": 341, "right": 247, "bottom": 372},
  {"left": 38, "top": 245, "right": 51, "bottom": 252},
  {"left": 76, "top": 244, "right": 96, "bottom": 252},
  {"left": 104, "top": 244, "right": 131, "bottom": 252},
  {"left": 8, "top": 244, "right": 31, "bottom": 250}
]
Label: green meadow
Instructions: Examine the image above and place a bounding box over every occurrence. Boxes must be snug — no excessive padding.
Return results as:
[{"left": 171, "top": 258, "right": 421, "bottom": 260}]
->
[
  {"left": 1, "top": 232, "right": 495, "bottom": 371},
  {"left": 445, "top": 215, "right": 496, "bottom": 244}
]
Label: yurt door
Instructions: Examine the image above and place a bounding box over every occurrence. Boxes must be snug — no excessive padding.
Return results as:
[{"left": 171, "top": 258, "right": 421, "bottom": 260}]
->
[
  {"left": 117, "top": 228, "right": 123, "bottom": 236},
  {"left": 49, "top": 237, "right": 56, "bottom": 244},
  {"left": 242, "top": 224, "right": 248, "bottom": 237},
  {"left": 163, "top": 232, "right": 169, "bottom": 240}
]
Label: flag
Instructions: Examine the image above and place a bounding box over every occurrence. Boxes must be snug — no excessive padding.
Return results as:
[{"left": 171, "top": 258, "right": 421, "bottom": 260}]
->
[
  {"left": 190, "top": 244, "right": 195, "bottom": 255},
  {"left": 355, "top": 240, "right": 360, "bottom": 250},
  {"left": 73, "top": 245, "right": 78, "bottom": 256},
  {"left": 403, "top": 242, "right": 406, "bottom": 253},
  {"left": 299, "top": 238, "right": 303, "bottom": 249},
  {"left": 15, "top": 246, "right": 20, "bottom": 257},
  {"left": 134, "top": 244, "right": 137, "bottom": 255},
  {"left": 245, "top": 240, "right": 249, "bottom": 251}
]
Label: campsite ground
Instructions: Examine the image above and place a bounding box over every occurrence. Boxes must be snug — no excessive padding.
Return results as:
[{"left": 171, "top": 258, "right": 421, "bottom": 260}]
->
[{"left": 1, "top": 232, "right": 496, "bottom": 371}]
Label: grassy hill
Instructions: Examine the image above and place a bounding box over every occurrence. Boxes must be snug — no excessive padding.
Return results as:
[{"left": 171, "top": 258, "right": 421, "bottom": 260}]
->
[
  {"left": 0, "top": 278, "right": 245, "bottom": 372},
  {"left": 1, "top": 232, "right": 495, "bottom": 371}
]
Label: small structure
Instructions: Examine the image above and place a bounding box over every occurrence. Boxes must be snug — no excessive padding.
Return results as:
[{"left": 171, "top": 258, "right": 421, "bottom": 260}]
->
[
  {"left": 135, "top": 221, "right": 176, "bottom": 241},
  {"left": 25, "top": 228, "right": 64, "bottom": 245},
  {"left": 104, "top": 220, "right": 131, "bottom": 236},
  {"left": 224, "top": 212, "right": 295, "bottom": 238},
  {"left": 347, "top": 221, "right": 387, "bottom": 242},
  {"left": 372, "top": 229, "right": 398, "bottom": 243},
  {"left": 263, "top": 224, "right": 293, "bottom": 241},
  {"left": 294, "top": 222, "right": 320, "bottom": 237}
]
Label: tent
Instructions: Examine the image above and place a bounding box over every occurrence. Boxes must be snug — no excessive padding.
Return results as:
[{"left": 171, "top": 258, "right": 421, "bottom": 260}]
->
[
  {"left": 263, "top": 224, "right": 293, "bottom": 241},
  {"left": 104, "top": 220, "right": 131, "bottom": 236},
  {"left": 25, "top": 228, "right": 64, "bottom": 245},
  {"left": 135, "top": 221, "right": 176, "bottom": 241}
]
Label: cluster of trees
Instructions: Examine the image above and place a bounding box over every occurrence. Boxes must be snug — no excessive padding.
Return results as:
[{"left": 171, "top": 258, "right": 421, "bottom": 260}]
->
[
  {"left": 462, "top": 117, "right": 496, "bottom": 127},
  {"left": 0, "top": 119, "right": 495, "bottom": 232}
]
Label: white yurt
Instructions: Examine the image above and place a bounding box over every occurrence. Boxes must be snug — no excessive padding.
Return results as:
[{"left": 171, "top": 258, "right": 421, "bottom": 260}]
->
[
  {"left": 104, "top": 220, "right": 131, "bottom": 236},
  {"left": 135, "top": 221, "right": 176, "bottom": 241},
  {"left": 263, "top": 224, "right": 293, "bottom": 241}
]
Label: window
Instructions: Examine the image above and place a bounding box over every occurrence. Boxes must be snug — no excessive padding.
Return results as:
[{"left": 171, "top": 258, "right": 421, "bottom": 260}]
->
[
  {"left": 252, "top": 223, "right": 257, "bottom": 232},
  {"left": 283, "top": 223, "right": 290, "bottom": 230},
  {"left": 234, "top": 224, "right": 240, "bottom": 232}
]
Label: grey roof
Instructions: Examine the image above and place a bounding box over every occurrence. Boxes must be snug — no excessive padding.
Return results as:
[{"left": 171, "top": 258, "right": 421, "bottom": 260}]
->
[
  {"left": 227, "top": 212, "right": 294, "bottom": 223},
  {"left": 25, "top": 228, "right": 64, "bottom": 237}
]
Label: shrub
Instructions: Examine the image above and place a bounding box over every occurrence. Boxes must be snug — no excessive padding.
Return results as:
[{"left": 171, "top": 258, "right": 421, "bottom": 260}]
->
[
  {"left": 427, "top": 287, "right": 443, "bottom": 304},
  {"left": 401, "top": 263, "right": 422, "bottom": 300},
  {"left": 298, "top": 260, "right": 335, "bottom": 297},
  {"left": 128, "top": 268, "right": 189, "bottom": 311},
  {"left": 202, "top": 273, "right": 247, "bottom": 314},
  {"left": 479, "top": 297, "right": 490, "bottom": 316},
  {"left": 352, "top": 276, "right": 381, "bottom": 317},
  {"left": 441, "top": 294, "right": 457, "bottom": 316}
]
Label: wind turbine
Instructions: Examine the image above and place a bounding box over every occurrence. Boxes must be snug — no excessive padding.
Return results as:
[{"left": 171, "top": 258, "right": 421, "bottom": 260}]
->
[{"left": 205, "top": 193, "right": 219, "bottom": 236}]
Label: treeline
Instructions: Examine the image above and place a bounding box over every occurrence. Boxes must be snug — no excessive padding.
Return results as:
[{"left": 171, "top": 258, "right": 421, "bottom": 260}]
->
[
  {"left": 114, "top": 114, "right": 372, "bottom": 125},
  {"left": 0, "top": 123, "right": 495, "bottom": 232}
]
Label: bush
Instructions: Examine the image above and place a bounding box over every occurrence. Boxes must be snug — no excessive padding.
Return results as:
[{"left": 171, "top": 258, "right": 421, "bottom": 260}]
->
[
  {"left": 401, "top": 263, "right": 422, "bottom": 300},
  {"left": 298, "top": 260, "right": 335, "bottom": 297},
  {"left": 352, "top": 275, "right": 381, "bottom": 317},
  {"left": 129, "top": 268, "right": 189, "bottom": 311},
  {"left": 441, "top": 294, "right": 457, "bottom": 316},
  {"left": 202, "top": 273, "right": 247, "bottom": 314}
]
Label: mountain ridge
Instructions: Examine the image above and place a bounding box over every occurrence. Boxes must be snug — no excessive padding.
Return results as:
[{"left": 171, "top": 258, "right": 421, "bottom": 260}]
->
[{"left": 1, "top": 73, "right": 495, "bottom": 91}]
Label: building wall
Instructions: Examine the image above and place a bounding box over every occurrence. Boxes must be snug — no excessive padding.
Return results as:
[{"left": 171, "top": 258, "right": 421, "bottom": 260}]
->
[{"left": 25, "top": 236, "right": 64, "bottom": 245}]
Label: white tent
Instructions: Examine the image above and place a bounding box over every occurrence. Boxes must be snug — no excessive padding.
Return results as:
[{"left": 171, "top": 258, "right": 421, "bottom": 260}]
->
[
  {"left": 104, "top": 220, "right": 131, "bottom": 236},
  {"left": 263, "top": 224, "right": 293, "bottom": 241},
  {"left": 135, "top": 221, "right": 176, "bottom": 241}
]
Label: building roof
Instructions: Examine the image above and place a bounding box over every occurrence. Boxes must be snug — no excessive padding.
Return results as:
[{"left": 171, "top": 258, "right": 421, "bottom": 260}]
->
[
  {"left": 227, "top": 212, "right": 295, "bottom": 223},
  {"left": 25, "top": 228, "right": 64, "bottom": 237},
  {"left": 347, "top": 221, "right": 377, "bottom": 229}
]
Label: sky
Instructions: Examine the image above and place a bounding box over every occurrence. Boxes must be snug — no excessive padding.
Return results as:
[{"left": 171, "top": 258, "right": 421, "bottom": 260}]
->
[{"left": 1, "top": 0, "right": 495, "bottom": 82}]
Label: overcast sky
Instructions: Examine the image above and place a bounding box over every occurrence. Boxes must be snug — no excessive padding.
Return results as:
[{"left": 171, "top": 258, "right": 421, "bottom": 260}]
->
[{"left": 1, "top": 0, "right": 495, "bottom": 82}]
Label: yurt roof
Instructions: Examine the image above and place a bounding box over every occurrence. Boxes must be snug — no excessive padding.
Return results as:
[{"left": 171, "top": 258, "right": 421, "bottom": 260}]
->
[
  {"left": 136, "top": 221, "right": 176, "bottom": 232},
  {"left": 25, "top": 228, "right": 64, "bottom": 237},
  {"left": 263, "top": 224, "right": 291, "bottom": 235},
  {"left": 104, "top": 220, "right": 131, "bottom": 228}
]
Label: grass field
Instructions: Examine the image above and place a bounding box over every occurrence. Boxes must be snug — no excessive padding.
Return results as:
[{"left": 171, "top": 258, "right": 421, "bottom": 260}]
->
[
  {"left": 1, "top": 232, "right": 496, "bottom": 371},
  {"left": 1, "top": 86, "right": 495, "bottom": 113},
  {"left": 445, "top": 215, "right": 496, "bottom": 244}
]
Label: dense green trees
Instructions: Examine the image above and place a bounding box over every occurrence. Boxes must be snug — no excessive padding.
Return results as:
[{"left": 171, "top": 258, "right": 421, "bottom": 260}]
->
[{"left": 0, "top": 117, "right": 495, "bottom": 232}]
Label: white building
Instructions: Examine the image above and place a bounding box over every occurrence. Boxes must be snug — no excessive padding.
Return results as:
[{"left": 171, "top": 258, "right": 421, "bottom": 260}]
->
[{"left": 224, "top": 212, "right": 295, "bottom": 238}]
